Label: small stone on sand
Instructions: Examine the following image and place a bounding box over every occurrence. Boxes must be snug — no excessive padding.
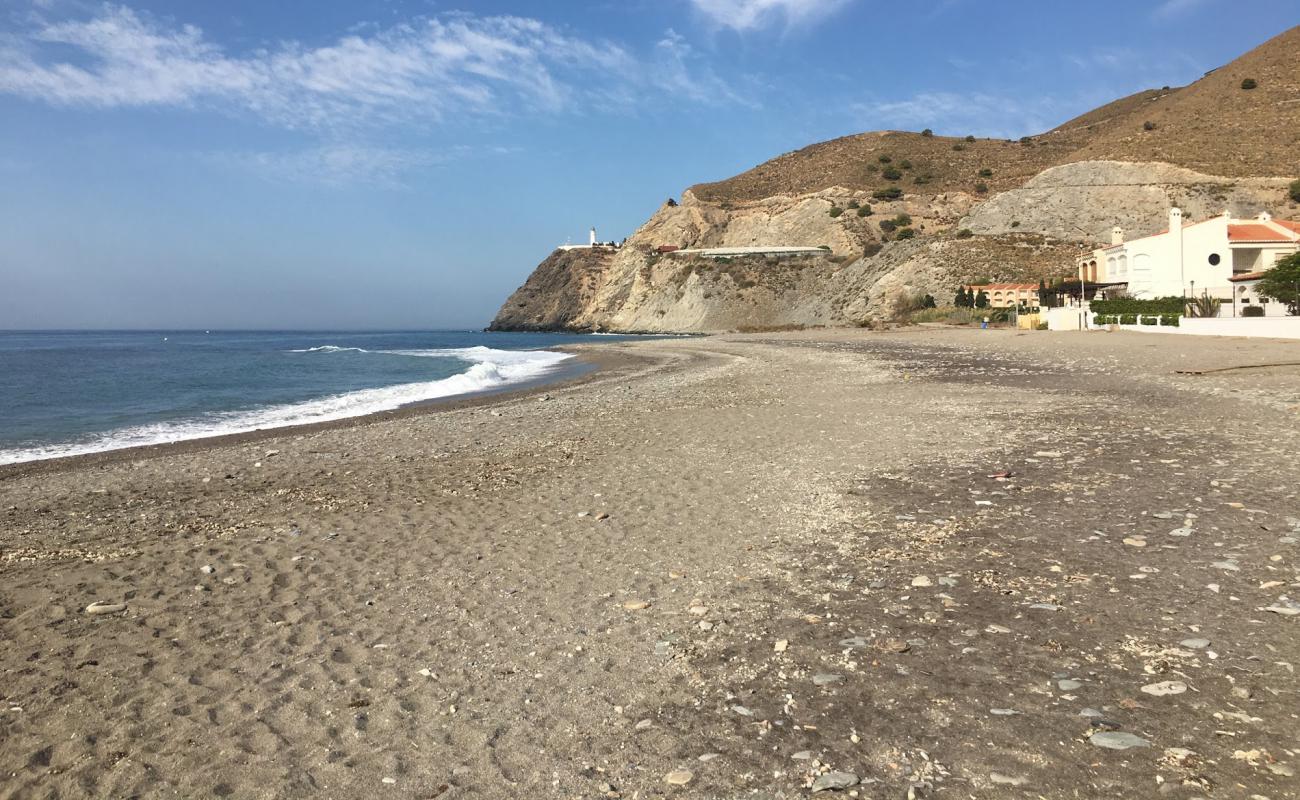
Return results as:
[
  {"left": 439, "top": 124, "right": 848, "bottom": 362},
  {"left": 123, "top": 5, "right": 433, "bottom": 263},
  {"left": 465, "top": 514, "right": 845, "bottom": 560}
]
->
[
  {"left": 663, "top": 770, "right": 693, "bottom": 786},
  {"left": 1089, "top": 732, "right": 1150, "bottom": 750},
  {"left": 811, "top": 771, "right": 859, "bottom": 792}
]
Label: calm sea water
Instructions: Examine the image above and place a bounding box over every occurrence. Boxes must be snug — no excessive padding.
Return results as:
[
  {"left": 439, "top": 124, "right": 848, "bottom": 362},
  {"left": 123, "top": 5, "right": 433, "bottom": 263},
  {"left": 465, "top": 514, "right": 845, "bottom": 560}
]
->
[{"left": 0, "top": 330, "right": 625, "bottom": 464}]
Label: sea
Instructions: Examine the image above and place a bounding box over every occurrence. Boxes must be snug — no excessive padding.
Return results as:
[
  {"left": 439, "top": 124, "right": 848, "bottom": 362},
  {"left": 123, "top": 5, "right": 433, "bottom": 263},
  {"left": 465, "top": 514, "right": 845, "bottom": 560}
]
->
[{"left": 0, "top": 330, "right": 629, "bottom": 465}]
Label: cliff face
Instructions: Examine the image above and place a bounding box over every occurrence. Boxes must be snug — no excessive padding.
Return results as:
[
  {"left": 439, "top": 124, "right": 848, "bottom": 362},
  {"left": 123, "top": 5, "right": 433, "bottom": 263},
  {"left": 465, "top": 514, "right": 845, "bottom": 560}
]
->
[
  {"left": 490, "top": 27, "right": 1300, "bottom": 334},
  {"left": 488, "top": 249, "right": 615, "bottom": 332}
]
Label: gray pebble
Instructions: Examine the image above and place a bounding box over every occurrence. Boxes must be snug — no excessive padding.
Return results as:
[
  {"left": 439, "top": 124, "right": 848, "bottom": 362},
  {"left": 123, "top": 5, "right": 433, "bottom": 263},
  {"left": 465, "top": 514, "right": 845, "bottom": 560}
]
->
[
  {"left": 1089, "top": 732, "right": 1150, "bottom": 750},
  {"left": 811, "top": 771, "right": 859, "bottom": 792}
]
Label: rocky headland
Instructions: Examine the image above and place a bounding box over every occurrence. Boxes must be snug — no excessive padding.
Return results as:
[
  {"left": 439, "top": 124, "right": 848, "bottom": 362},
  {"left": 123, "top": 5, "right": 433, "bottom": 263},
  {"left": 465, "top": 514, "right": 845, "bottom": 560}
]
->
[{"left": 491, "top": 26, "right": 1300, "bottom": 333}]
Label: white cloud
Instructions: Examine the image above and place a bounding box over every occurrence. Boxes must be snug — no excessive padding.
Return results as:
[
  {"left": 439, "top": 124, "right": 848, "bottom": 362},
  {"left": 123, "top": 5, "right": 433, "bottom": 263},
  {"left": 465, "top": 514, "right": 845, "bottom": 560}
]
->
[
  {"left": 857, "top": 91, "right": 1063, "bottom": 140},
  {"left": 687, "top": 0, "right": 854, "bottom": 32},
  {"left": 652, "top": 28, "right": 750, "bottom": 105},
  {"left": 0, "top": 5, "right": 741, "bottom": 129}
]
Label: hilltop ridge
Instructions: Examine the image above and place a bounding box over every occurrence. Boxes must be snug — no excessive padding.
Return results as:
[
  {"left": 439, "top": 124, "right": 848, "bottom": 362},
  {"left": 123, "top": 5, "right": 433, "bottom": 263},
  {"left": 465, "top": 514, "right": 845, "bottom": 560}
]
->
[{"left": 690, "top": 26, "right": 1299, "bottom": 206}]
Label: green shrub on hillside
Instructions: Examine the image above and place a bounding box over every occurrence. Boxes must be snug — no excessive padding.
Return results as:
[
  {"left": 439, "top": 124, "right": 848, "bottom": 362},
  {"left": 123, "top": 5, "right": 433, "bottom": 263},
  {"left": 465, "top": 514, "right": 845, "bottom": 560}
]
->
[
  {"left": 974, "top": 182, "right": 989, "bottom": 194},
  {"left": 899, "top": 159, "right": 913, "bottom": 170},
  {"left": 862, "top": 242, "right": 883, "bottom": 257},
  {"left": 955, "top": 228, "right": 974, "bottom": 239},
  {"left": 1289, "top": 179, "right": 1300, "bottom": 203},
  {"left": 896, "top": 227, "right": 917, "bottom": 240},
  {"left": 913, "top": 174, "right": 932, "bottom": 185},
  {"left": 882, "top": 167, "right": 902, "bottom": 180},
  {"left": 965, "top": 135, "right": 976, "bottom": 142},
  {"left": 1143, "top": 120, "right": 1157, "bottom": 131},
  {"left": 878, "top": 154, "right": 893, "bottom": 163},
  {"left": 828, "top": 206, "right": 844, "bottom": 218},
  {"left": 847, "top": 199, "right": 859, "bottom": 208},
  {"left": 872, "top": 186, "right": 903, "bottom": 200},
  {"left": 893, "top": 213, "right": 912, "bottom": 226},
  {"left": 1241, "top": 78, "right": 1257, "bottom": 90},
  {"left": 857, "top": 204, "right": 873, "bottom": 217},
  {"left": 921, "top": 128, "right": 934, "bottom": 137},
  {"left": 879, "top": 219, "right": 898, "bottom": 233},
  {"left": 978, "top": 168, "right": 993, "bottom": 178}
]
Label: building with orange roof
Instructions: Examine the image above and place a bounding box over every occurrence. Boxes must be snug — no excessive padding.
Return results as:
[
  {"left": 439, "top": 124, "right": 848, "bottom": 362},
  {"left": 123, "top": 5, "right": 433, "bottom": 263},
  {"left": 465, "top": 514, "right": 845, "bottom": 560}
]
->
[
  {"left": 1076, "top": 208, "right": 1299, "bottom": 316},
  {"left": 965, "top": 283, "right": 1041, "bottom": 309}
]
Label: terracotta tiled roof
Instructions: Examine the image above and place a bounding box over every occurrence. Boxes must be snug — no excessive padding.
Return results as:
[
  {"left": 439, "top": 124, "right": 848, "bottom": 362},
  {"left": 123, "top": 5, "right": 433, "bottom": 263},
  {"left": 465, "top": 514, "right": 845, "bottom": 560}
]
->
[
  {"left": 1228, "top": 271, "right": 1268, "bottom": 282},
  {"left": 1275, "top": 220, "right": 1300, "bottom": 234},
  {"left": 1229, "top": 223, "right": 1295, "bottom": 242},
  {"left": 967, "top": 283, "right": 1038, "bottom": 291}
]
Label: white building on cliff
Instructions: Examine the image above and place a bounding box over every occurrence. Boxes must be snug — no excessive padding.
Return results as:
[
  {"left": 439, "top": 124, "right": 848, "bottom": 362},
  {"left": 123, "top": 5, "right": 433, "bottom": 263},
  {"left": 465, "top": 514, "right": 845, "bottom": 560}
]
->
[
  {"left": 1077, "top": 208, "right": 1299, "bottom": 314},
  {"left": 558, "top": 227, "right": 621, "bottom": 252}
]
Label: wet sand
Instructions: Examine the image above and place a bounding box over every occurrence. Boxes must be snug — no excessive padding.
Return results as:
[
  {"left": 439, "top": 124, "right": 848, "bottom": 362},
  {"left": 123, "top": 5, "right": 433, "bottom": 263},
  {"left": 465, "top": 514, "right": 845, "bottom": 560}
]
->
[{"left": 2, "top": 328, "right": 1298, "bottom": 799}]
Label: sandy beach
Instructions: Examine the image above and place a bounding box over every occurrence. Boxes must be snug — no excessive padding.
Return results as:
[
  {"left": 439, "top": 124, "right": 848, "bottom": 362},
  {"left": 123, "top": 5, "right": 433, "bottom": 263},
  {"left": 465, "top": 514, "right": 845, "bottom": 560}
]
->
[{"left": 2, "top": 328, "right": 1299, "bottom": 799}]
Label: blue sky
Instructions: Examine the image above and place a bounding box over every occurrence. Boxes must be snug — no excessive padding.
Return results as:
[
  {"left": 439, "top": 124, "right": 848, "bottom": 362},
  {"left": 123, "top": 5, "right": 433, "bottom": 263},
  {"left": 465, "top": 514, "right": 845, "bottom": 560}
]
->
[{"left": 1, "top": 0, "right": 1295, "bottom": 329}]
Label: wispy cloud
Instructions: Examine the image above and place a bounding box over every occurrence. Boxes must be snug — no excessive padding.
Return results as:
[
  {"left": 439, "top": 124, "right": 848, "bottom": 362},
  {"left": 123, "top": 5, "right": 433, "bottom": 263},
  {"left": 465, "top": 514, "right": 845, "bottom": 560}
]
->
[
  {"left": 1152, "top": 0, "right": 1210, "bottom": 19},
  {"left": 211, "top": 144, "right": 461, "bottom": 188},
  {"left": 686, "top": 0, "right": 854, "bottom": 32},
  {"left": 855, "top": 91, "right": 1064, "bottom": 139},
  {"left": 0, "top": 4, "right": 743, "bottom": 129}
]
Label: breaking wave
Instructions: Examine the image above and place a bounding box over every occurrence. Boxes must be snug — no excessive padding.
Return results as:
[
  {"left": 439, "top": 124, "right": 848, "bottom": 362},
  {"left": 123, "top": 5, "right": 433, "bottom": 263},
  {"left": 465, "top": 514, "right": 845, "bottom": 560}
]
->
[{"left": 0, "top": 347, "right": 572, "bottom": 465}]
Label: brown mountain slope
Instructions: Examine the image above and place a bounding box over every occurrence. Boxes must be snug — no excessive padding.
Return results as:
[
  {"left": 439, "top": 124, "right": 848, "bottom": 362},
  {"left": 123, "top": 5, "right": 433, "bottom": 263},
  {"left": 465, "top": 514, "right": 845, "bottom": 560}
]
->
[
  {"left": 1048, "top": 88, "right": 1177, "bottom": 135},
  {"left": 692, "top": 26, "right": 1299, "bottom": 205},
  {"left": 1066, "top": 25, "right": 1300, "bottom": 175},
  {"left": 689, "top": 131, "right": 1076, "bottom": 204}
]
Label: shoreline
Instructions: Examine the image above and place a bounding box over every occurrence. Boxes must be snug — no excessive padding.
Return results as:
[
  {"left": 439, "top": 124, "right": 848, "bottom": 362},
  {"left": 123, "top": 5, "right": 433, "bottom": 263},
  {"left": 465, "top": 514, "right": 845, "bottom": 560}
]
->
[
  {"left": 0, "top": 344, "right": 662, "bottom": 480},
  {"left": 3, "top": 328, "right": 1298, "bottom": 799}
]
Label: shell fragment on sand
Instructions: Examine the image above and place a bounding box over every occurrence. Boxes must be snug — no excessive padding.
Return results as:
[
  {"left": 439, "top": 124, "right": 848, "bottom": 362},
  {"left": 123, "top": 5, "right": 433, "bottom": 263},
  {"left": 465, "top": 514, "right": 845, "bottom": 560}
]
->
[
  {"left": 85, "top": 601, "right": 127, "bottom": 615},
  {"left": 1141, "top": 681, "right": 1188, "bottom": 696}
]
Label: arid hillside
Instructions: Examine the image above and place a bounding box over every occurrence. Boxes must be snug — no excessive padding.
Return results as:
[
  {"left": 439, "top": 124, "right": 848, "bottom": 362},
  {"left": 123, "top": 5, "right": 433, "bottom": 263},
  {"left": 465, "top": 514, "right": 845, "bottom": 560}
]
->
[
  {"left": 690, "top": 26, "right": 1300, "bottom": 205},
  {"left": 492, "top": 26, "right": 1300, "bottom": 334}
]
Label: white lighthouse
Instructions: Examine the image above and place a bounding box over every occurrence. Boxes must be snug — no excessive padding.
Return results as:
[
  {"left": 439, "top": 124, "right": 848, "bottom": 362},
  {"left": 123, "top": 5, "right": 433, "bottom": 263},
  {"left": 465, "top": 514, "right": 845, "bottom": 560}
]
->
[{"left": 558, "top": 226, "right": 619, "bottom": 252}]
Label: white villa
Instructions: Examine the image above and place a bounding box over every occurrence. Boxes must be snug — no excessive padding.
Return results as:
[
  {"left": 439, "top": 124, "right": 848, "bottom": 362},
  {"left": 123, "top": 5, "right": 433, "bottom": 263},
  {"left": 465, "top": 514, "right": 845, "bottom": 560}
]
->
[{"left": 1077, "top": 208, "right": 1300, "bottom": 316}]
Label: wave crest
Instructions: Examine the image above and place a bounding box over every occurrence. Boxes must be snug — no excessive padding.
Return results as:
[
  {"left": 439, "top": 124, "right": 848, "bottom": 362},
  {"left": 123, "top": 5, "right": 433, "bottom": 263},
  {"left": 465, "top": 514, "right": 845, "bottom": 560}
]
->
[
  {"left": 288, "top": 345, "right": 369, "bottom": 353},
  {"left": 0, "top": 347, "right": 573, "bottom": 465}
]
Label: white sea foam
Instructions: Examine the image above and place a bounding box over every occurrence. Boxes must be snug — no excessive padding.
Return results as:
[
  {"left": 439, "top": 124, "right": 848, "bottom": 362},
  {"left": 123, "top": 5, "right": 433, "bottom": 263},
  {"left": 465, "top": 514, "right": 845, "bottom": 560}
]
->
[
  {"left": 288, "top": 345, "right": 370, "bottom": 353},
  {"left": 0, "top": 347, "right": 572, "bottom": 465}
]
